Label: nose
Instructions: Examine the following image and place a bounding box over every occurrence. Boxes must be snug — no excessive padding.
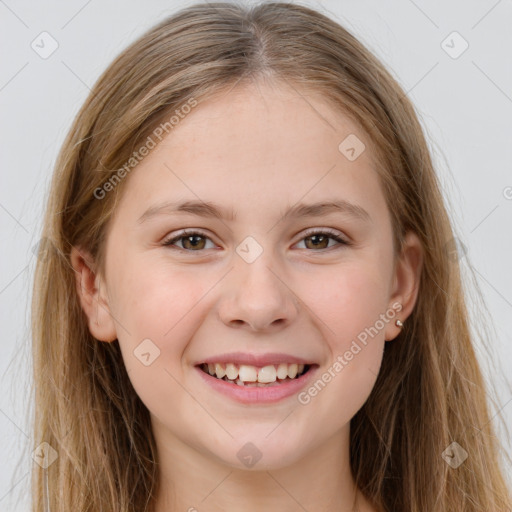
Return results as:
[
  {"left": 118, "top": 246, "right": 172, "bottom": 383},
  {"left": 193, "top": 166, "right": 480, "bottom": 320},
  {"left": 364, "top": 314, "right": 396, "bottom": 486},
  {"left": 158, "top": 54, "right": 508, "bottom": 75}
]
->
[{"left": 217, "top": 254, "right": 300, "bottom": 333}]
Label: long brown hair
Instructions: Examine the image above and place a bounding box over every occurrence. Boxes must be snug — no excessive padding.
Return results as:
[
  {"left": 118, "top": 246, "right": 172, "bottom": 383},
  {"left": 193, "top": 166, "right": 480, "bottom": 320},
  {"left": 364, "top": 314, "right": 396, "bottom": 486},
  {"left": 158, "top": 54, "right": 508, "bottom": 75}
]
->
[{"left": 26, "top": 2, "right": 511, "bottom": 510}]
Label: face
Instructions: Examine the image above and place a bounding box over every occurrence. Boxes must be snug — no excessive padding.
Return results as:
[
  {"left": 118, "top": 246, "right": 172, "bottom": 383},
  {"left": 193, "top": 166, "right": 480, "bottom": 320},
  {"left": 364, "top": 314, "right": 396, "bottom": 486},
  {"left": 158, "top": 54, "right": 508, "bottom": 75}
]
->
[{"left": 75, "top": 80, "right": 420, "bottom": 471}]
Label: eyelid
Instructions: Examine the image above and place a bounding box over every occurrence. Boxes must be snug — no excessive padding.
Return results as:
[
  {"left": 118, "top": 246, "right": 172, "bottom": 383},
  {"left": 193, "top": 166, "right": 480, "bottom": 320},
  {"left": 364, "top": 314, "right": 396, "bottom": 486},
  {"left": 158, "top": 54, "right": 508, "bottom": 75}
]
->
[
  {"left": 293, "top": 227, "right": 350, "bottom": 250},
  {"left": 162, "top": 228, "right": 215, "bottom": 248},
  {"left": 298, "top": 227, "right": 348, "bottom": 243},
  {"left": 162, "top": 227, "right": 350, "bottom": 252}
]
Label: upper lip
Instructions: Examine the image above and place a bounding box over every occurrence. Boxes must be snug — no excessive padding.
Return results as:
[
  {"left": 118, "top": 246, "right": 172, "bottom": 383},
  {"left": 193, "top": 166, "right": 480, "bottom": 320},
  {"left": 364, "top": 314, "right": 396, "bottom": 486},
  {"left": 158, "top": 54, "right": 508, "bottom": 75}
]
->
[{"left": 195, "top": 352, "right": 316, "bottom": 367}]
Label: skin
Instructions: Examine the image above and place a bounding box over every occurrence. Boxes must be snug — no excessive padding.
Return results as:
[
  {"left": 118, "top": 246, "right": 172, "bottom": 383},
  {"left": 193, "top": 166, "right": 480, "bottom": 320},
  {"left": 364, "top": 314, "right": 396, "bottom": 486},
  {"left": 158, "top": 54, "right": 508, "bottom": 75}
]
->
[{"left": 71, "top": 79, "right": 423, "bottom": 512}]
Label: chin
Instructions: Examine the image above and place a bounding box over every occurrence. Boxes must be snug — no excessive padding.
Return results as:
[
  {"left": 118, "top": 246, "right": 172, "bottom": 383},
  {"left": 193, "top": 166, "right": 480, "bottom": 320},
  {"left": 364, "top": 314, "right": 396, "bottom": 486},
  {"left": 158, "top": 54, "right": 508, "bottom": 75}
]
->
[{"left": 208, "top": 435, "right": 308, "bottom": 471}]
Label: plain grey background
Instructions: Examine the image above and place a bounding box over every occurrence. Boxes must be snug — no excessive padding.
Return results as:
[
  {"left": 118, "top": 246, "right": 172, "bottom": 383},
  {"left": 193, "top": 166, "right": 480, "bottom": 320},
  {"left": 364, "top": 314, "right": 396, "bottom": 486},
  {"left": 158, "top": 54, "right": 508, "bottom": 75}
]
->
[{"left": 1, "top": 0, "right": 511, "bottom": 509}]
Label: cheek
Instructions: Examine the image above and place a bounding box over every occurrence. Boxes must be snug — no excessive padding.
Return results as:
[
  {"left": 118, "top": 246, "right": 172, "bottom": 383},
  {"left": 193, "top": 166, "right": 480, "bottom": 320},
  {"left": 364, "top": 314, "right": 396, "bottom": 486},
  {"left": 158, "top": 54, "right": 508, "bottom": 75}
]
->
[
  {"left": 296, "top": 261, "right": 390, "bottom": 418},
  {"left": 307, "top": 260, "right": 391, "bottom": 346},
  {"left": 108, "top": 258, "right": 211, "bottom": 373},
  {"left": 109, "top": 261, "right": 214, "bottom": 425}
]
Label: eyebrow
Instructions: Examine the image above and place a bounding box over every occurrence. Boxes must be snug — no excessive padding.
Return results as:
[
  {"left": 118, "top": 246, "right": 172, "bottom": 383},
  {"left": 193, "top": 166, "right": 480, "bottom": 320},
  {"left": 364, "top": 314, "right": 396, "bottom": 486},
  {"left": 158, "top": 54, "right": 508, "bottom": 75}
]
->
[{"left": 137, "top": 199, "right": 371, "bottom": 224}]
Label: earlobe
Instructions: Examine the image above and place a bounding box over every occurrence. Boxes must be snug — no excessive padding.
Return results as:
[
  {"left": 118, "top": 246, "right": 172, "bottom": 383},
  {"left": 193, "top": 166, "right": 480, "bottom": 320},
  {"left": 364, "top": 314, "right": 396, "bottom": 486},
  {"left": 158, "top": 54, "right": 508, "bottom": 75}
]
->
[
  {"left": 70, "top": 246, "right": 117, "bottom": 342},
  {"left": 385, "top": 231, "right": 423, "bottom": 341}
]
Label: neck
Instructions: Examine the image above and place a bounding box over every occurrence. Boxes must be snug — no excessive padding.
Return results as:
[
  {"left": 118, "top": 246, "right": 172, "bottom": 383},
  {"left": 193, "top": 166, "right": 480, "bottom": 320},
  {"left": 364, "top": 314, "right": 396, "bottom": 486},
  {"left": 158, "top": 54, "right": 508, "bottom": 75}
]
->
[{"left": 152, "top": 420, "right": 373, "bottom": 512}]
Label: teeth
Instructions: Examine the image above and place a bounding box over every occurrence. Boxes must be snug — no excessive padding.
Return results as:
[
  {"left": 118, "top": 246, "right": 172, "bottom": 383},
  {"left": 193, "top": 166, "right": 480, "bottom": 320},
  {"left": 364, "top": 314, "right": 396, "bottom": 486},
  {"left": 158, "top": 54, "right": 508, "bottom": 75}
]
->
[
  {"left": 238, "top": 365, "right": 257, "bottom": 382},
  {"left": 276, "top": 363, "right": 288, "bottom": 379},
  {"left": 214, "top": 363, "right": 225, "bottom": 379},
  {"left": 225, "top": 363, "right": 238, "bottom": 380},
  {"left": 287, "top": 363, "right": 298, "bottom": 379},
  {"left": 257, "top": 365, "right": 277, "bottom": 383},
  {"left": 202, "top": 362, "right": 309, "bottom": 383}
]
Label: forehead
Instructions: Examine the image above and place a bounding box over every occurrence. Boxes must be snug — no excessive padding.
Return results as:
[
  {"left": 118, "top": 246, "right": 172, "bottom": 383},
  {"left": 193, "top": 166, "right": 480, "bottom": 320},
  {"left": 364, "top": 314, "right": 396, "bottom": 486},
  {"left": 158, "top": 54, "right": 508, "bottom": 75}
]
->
[
  {"left": 163, "top": 80, "right": 374, "bottom": 164},
  {"left": 113, "top": 80, "right": 387, "bottom": 224}
]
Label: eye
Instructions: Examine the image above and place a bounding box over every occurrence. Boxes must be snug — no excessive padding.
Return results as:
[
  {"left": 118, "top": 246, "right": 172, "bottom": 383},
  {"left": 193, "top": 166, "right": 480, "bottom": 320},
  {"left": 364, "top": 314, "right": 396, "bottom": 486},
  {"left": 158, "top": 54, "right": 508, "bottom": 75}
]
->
[
  {"left": 162, "top": 230, "right": 216, "bottom": 251},
  {"left": 295, "top": 228, "right": 349, "bottom": 251},
  {"left": 162, "top": 228, "right": 350, "bottom": 252}
]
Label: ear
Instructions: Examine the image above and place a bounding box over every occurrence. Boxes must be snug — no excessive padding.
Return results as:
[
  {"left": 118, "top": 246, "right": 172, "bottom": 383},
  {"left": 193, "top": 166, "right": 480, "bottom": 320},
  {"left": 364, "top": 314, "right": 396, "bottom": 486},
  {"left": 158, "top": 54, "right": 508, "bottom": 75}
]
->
[
  {"left": 70, "top": 246, "right": 117, "bottom": 342},
  {"left": 385, "top": 231, "right": 423, "bottom": 342}
]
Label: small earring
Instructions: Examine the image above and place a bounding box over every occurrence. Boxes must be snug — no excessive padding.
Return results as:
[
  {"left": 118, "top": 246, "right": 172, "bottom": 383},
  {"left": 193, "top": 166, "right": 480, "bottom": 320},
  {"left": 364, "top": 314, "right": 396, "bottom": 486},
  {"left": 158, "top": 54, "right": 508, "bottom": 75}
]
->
[{"left": 395, "top": 319, "right": 403, "bottom": 328}]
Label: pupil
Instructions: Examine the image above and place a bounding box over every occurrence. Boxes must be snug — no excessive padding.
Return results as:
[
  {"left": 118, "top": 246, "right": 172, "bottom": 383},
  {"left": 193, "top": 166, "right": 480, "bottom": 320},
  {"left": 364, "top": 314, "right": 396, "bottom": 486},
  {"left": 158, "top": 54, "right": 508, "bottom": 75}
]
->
[
  {"left": 185, "top": 235, "right": 204, "bottom": 249},
  {"left": 307, "top": 235, "right": 327, "bottom": 249}
]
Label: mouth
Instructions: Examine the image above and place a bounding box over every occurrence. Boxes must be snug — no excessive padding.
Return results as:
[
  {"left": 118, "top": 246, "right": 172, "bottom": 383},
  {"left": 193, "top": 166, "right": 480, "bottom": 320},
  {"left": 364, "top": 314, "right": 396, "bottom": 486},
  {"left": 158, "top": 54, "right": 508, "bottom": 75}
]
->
[{"left": 197, "top": 362, "right": 313, "bottom": 387}]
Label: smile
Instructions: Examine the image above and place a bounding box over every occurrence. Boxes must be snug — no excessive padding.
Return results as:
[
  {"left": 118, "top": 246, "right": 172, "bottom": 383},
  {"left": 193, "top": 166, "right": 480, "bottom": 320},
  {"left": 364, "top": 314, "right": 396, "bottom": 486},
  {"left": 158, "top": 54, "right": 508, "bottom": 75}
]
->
[{"left": 199, "top": 362, "right": 311, "bottom": 387}]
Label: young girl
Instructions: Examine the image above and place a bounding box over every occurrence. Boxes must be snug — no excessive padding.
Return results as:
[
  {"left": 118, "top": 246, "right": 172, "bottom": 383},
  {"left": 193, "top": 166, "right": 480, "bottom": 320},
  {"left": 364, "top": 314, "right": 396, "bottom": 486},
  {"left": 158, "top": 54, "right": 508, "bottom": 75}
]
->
[{"left": 30, "top": 1, "right": 511, "bottom": 511}]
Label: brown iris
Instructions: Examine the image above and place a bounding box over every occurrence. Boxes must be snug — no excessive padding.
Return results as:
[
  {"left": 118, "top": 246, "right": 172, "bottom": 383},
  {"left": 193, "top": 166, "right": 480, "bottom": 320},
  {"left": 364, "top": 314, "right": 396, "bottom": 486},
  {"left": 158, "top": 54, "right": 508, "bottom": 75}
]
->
[
  {"left": 304, "top": 234, "right": 330, "bottom": 250},
  {"left": 182, "top": 234, "right": 207, "bottom": 250}
]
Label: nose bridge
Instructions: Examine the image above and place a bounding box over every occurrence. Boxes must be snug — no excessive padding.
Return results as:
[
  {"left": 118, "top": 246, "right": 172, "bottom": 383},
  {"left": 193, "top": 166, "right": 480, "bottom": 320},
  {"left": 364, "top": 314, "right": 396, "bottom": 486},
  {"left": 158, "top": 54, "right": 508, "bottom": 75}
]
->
[{"left": 218, "top": 240, "right": 299, "bottom": 331}]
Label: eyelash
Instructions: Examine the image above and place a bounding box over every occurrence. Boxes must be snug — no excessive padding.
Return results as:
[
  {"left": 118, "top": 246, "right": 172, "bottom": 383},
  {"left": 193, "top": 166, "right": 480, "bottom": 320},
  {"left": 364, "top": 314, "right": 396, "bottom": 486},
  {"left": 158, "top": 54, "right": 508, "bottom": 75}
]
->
[{"left": 161, "top": 228, "right": 350, "bottom": 252}]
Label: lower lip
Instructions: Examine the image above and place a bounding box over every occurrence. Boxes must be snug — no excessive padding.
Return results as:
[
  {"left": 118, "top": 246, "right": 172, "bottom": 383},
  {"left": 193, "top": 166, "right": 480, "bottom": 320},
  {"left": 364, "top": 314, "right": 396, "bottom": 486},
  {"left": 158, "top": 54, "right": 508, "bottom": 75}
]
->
[{"left": 194, "top": 365, "right": 319, "bottom": 404}]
